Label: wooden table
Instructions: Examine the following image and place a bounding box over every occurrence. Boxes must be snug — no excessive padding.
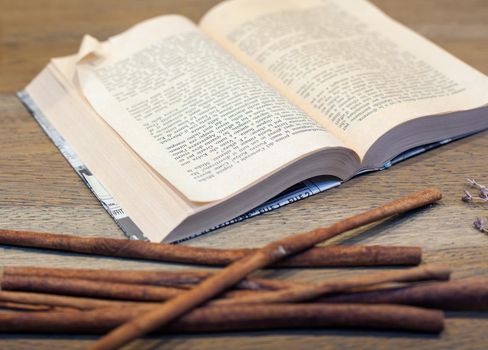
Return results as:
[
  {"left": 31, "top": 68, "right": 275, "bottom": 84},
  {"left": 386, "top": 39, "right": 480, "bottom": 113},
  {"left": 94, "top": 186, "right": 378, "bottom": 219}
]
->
[{"left": 1, "top": 0, "right": 488, "bottom": 349}]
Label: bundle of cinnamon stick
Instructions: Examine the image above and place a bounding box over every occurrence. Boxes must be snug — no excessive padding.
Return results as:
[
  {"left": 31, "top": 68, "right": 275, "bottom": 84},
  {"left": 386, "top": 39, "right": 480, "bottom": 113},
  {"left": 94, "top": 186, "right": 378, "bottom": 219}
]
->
[{"left": 0, "top": 188, "right": 486, "bottom": 350}]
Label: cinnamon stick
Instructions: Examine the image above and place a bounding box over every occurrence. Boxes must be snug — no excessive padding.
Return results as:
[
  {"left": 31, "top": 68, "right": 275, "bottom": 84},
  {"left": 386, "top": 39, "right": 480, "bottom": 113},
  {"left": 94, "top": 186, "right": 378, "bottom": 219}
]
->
[
  {"left": 0, "top": 275, "right": 184, "bottom": 301},
  {"left": 0, "top": 290, "right": 250, "bottom": 311},
  {"left": 0, "top": 300, "right": 55, "bottom": 312},
  {"left": 0, "top": 274, "right": 260, "bottom": 301},
  {"left": 0, "top": 304, "right": 444, "bottom": 334},
  {"left": 213, "top": 264, "right": 451, "bottom": 306},
  {"left": 92, "top": 187, "right": 441, "bottom": 350},
  {"left": 0, "top": 230, "right": 421, "bottom": 267},
  {"left": 4, "top": 266, "right": 301, "bottom": 291},
  {"left": 0, "top": 290, "right": 138, "bottom": 310},
  {"left": 0, "top": 266, "right": 449, "bottom": 304},
  {"left": 317, "top": 278, "right": 488, "bottom": 311}
]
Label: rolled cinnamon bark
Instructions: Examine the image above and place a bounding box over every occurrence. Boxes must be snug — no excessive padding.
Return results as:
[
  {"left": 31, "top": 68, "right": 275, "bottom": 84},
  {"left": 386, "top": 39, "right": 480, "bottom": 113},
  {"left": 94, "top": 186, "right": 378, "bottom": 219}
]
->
[
  {"left": 0, "top": 230, "right": 421, "bottom": 267},
  {"left": 3, "top": 266, "right": 300, "bottom": 291},
  {"left": 0, "top": 300, "right": 54, "bottom": 311},
  {"left": 0, "top": 290, "right": 138, "bottom": 310},
  {"left": 0, "top": 303, "right": 444, "bottom": 334},
  {"left": 0, "top": 274, "right": 257, "bottom": 301},
  {"left": 0, "top": 275, "right": 183, "bottom": 301},
  {"left": 317, "top": 278, "right": 488, "bottom": 311}
]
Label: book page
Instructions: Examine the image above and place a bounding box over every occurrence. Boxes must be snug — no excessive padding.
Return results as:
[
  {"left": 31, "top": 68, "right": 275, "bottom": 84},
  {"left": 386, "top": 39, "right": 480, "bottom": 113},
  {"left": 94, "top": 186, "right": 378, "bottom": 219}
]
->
[
  {"left": 65, "top": 15, "right": 345, "bottom": 202},
  {"left": 200, "top": 0, "right": 488, "bottom": 159}
]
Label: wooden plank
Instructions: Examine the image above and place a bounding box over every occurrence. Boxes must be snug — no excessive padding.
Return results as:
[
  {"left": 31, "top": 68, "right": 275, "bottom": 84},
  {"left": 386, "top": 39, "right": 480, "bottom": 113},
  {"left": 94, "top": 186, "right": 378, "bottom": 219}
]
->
[{"left": 0, "top": 0, "right": 487, "bottom": 348}]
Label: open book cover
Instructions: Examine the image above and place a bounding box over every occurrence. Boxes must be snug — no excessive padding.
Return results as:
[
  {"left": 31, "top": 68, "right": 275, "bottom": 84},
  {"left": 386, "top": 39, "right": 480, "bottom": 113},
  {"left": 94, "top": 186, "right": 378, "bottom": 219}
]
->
[{"left": 19, "top": 0, "right": 488, "bottom": 243}]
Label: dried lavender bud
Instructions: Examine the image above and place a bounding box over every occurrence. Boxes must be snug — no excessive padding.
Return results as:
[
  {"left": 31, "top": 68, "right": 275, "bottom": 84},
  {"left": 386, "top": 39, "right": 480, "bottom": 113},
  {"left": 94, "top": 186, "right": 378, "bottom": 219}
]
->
[
  {"left": 473, "top": 217, "right": 488, "bottom": 233},
  {"left": 463, "top": 178, "right": 487, "bottom": 233},
  {"left": 462, "top": 190, "right": 473, "bottom": 202},
  {"left": 479, "top": 187, "right": 488, "bottom": 201},
  {"left": 466, "top": 178, "right": 487, "bottom": 190},
  {"left": 463, "top": 192, "right": 473, "bottom": 202}
]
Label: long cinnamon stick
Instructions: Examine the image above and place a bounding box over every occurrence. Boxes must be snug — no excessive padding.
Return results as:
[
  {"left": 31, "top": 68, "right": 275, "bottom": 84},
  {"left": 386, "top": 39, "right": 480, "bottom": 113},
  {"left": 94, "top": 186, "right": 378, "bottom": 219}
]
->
[
  {"left": 0, "top": 290, "right": 254, "bottom": 312},
  {"left": 317, "top": 278, "right": 488, "bottom": 311},
  {"left": 213, "top": 264, "right": 451, "bottom": 306},
  {"left": 0, "top": 300, "right": 55, "bottom": 312},
  {"left": 0, "top": 290, "right": 139, "bottom": 310},
  {"left": 0, "top": 274, "right": 260, "bottom": 301},
  {"left": 0, "top": 230, "right": 421, "bottom": 266},
  {"left": 0, "top": 304, "right": 444, "bottom": 334},
  {"left": 1, "top": 265, "right": 449, "bottom": 303},
  {"left": 4, "top": 266, "right": 300, "bottom": 291},
  {"left": 0, "top": 275, "right": 184, "bottom": 301},
  {"left": 92, "top": 187, "right": 441, "bottom": 350}
]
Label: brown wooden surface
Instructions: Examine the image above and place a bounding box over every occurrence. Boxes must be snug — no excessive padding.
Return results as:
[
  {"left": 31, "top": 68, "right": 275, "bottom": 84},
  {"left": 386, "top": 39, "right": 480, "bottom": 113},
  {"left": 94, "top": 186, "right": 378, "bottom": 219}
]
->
[{"left": 1, "top": 0, "right": 488, "bottom": 349}]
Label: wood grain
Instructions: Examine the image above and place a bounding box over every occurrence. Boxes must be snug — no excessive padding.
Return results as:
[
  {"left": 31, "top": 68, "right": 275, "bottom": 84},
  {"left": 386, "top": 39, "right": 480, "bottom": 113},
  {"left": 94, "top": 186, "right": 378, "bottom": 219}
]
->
[{"left": 0, "top": 0, "right": 488, "bottom": 349}]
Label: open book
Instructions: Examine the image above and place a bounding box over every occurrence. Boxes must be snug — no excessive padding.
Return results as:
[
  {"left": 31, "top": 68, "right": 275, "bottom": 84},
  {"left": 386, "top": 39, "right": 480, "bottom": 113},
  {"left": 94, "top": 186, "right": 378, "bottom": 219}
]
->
[{"left": 20, "top": 0, "right": 488, "bottom": 242}]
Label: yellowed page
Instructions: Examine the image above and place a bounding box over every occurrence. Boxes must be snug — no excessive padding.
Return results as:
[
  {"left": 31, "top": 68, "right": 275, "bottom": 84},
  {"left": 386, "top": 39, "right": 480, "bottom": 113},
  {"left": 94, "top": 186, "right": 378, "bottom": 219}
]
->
[
  {"left": 66, "top": 14, "right": 344, "bottom": 203},
  {"left": 200, "top": 0, "right": 488, "bottom": 159}
]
